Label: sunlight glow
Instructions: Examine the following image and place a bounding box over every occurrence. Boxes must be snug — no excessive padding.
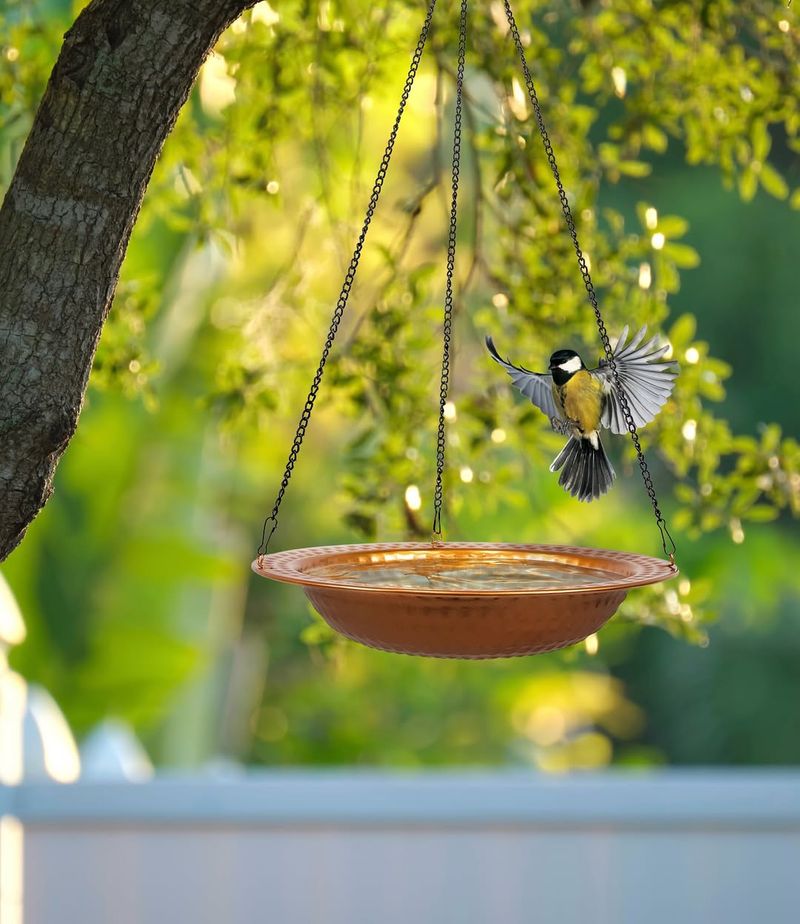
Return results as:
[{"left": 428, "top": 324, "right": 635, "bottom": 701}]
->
[
  {"left": 651, "top": 232, "right": 665, "bottom": 250},
  {"left": 404, "top": 485, "right": 422, "bottom": 511},
  {"left": 200, "top": 53, "right": 237, "bottom": 114},
  {"left": 638, "top": 262, "right": 652, "bottom": 289},
  {"left": 491, "top": 428, "right": 507, "bottom": 444},
  {"left": 645, "top": 207, "right": 658, "bottom": 230},
  {"left": 317, "top": 0, "right": 344, "bottom": 32},
  {"left": 584, "top": 633, "right": 599, "bottom": 656},
  {"left": 684, "top": 346, "right": 700, "bottom": 364},
  {"left": 444, "top": 401, "right": 457, "bottom": 421},
  {"left": 527, "top": 706, "right": 566, "bottom": 746},
  {"left": 611, "top": 66, "right": 627, "bottom": 98},
  {"left": 681, "top": 419, "right": 697, "bottom": 441},
  {"left": 252, "top": 2, "right": 280, "bottom": 27},
  {"left": 509, "top": 77, "right": 528, "bottom": 120},
  {"left": 459, "top": 466, "right": 474, "bottom": 484}
]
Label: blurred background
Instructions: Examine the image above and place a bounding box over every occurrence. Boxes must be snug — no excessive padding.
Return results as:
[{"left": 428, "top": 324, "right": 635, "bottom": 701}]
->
[{"left": 0, "top": 0, "right": 798, "bottom": 778}]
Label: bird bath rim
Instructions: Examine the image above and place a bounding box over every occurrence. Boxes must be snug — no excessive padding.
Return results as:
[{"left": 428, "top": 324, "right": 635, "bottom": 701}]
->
[{"left": 251, "top": 542, "right": 677, "bottom": 596}]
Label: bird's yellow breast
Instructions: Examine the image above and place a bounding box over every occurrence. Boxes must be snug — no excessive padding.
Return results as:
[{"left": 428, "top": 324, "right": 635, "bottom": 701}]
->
[{"left": 553, "top": 370, "right": 604, "bottom": 433}]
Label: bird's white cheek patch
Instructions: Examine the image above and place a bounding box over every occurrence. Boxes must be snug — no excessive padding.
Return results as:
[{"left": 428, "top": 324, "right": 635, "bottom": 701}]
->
[{"left": 559, "top": 356, "right": 583, "bottom": 374}]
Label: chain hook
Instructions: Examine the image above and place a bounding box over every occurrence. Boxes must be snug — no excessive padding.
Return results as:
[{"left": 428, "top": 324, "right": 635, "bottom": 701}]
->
[{"left": 257, "top": 515, "right": 278, "bottom": 559}]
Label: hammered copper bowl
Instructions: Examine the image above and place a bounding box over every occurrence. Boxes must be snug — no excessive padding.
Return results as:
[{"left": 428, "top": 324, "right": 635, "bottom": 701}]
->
[{"left": 252, "top": 542, "right": 676, "bottom": 659}]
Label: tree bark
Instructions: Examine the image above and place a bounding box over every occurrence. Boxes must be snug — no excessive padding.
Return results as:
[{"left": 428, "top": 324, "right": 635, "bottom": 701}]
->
[{"left": 0, "top": 0, "right": 256, "bottom": 561}]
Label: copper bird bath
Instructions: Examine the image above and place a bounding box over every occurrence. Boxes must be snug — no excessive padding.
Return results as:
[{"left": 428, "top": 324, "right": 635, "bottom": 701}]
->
[{"left": 253, "top": 543, "right": 676, "bottom": 658}]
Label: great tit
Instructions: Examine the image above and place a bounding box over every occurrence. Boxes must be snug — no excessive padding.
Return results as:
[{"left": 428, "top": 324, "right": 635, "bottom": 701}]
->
[{"left": 486, "top": 326, "right": 677, "bottom": 501}]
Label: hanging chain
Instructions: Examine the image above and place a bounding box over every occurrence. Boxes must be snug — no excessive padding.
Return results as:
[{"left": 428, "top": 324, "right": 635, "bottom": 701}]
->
[
  {"left": 258, "top": 0, "right": 438, "bottom": 558},
  {"left": 431, "top": 0, "right": 468, "bottom": 541},
  {"left": 502, "top": 0, "right": 676, "bottom": 565}
]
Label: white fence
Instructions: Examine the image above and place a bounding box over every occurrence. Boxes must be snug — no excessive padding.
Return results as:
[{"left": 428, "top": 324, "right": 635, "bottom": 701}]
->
[{"left": 2, "top": 771, "right": 799, "bottom": 924}]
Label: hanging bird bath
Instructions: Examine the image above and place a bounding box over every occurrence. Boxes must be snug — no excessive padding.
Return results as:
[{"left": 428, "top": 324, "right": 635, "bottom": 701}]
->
[
  {"left": 253, "top": 543, "right": 674, "bottom": 659},
  {"left": 251, "top": 0, "right": 678, "bottom": 658}
]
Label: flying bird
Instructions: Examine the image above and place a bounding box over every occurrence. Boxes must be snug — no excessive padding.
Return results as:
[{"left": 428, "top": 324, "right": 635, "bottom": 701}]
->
[{"left": 486, "top": 326, "right": 677, "bottom": 501}]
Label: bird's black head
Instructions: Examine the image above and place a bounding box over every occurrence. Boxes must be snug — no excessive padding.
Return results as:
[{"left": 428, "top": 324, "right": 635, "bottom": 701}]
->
[{"left": 549, "top": 348, "right": 584, "bottom": 386}]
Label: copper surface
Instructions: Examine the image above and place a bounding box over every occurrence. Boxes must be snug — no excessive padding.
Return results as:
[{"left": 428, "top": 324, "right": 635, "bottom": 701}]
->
[{"left": 252, "top": 542, "right": 677, "bottom": 659}]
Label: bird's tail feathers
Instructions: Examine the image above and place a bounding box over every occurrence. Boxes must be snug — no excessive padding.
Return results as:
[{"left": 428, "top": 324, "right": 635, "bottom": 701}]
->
[{"left": 549, "top": 435, "right": 615, "bottom": 502}]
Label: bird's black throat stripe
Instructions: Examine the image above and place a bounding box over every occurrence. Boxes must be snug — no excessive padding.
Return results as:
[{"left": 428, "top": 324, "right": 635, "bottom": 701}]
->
[{"left": 551, "top": 367, "right": 577, "bottom": 387}]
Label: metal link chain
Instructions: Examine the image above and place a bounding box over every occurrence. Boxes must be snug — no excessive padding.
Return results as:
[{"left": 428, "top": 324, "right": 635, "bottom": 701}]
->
[
  {"left": 502, "top": 0, "right": 676, "bottom": 565},
  {"left": 431, "top": 0, "right": 468, "bottom": 540},
  {"left": 258, "top": 0, "right": 438, "bottom": 557}
]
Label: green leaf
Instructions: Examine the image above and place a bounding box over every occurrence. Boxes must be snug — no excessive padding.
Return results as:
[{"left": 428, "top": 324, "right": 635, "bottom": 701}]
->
[
  {"left": 656, "top": 215, "right": 689, "bottom": 238},
  {"left": 759, "top": 163, "right": 789, "bottom": 200},
  {"left": 738, "top": 169, "right": 758, "bottom": 202},
  {"left": 751, "top": 120, "right": 771, "bottom": 162},
  {"left": 658, "top": 258, "right": 680, "bottom": 293},
  {"left": 669, "top": 314, "right": 697, "bottom": 346},
  {"left": 635, "top": 202, "right": 654, "bottom": 228},
  {"left": 642, "top": 123, "right": 668, "bottom": 153},
  {"left": 744, "top": 506, "right": 779, "bottom": 523},
  {"left": 617, "top": 160, "right": 652, "bottom": 178},
  {"left": 664, "top": 242, "right": 700, "bottom": 268},
  {"left": 760, "top": 424, "right": 782, "bottom": 452}
]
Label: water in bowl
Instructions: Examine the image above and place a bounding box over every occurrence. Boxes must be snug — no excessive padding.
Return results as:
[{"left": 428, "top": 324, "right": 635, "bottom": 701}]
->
[{"left": 307, "top": 553, "right": 616, "bottom": 591}]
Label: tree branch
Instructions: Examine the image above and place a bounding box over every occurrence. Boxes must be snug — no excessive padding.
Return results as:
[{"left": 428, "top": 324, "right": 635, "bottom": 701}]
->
[{"left": 0, "top": 0, "right": 256, "bottom": 561}]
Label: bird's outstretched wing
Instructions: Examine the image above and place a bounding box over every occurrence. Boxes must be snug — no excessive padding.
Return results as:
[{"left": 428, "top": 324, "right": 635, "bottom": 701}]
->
[
  {"left": 593, "top": 326, "right": 677, "bottom": 435},
  {"left": 485, "top": 336, "right": 559, "bottom": 419}
]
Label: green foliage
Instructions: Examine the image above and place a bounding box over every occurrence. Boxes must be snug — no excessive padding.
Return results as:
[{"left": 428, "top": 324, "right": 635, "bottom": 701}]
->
[{"left": 0, "top": 0, "right": 798, "bottom": 768}]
